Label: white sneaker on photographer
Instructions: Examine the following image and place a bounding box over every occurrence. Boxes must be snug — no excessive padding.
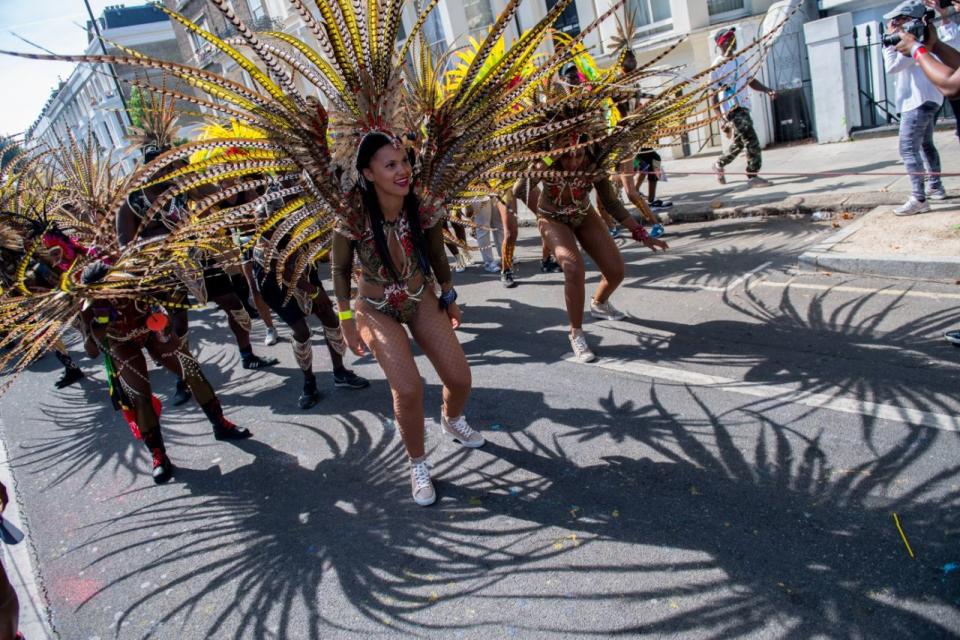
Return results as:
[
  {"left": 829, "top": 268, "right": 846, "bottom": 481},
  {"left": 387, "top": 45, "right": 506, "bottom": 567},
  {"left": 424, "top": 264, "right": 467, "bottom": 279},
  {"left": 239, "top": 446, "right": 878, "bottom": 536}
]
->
[
  {"left": 894, "top": 197, "right": 930, "bottom": 216},
  {"left": 928, "top": 186, "right": 947, "bottom": 201}
]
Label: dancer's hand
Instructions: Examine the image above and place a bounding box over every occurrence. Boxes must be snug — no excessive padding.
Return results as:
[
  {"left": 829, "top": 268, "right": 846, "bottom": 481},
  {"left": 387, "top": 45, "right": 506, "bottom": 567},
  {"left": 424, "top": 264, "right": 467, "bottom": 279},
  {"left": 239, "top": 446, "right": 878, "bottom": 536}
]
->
[
  {"left": 644, "top": 237, "right": 669, "bottom": 252},
  {"left": 341, "top": 319, "right": 367, "bottom": 356},
  {"left": 446, "top": 301, "right": 462, "bottom": 329}
]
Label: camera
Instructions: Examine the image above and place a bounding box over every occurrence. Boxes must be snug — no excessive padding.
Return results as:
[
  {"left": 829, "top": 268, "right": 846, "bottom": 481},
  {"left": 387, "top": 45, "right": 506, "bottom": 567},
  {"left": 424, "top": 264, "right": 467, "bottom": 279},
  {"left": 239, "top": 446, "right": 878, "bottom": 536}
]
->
[
  {"left": 882, "top": 15, "right": 929, "bottom": 47},
  {"left": 940, "top": 0, "right": 954, "bottom": 8}
]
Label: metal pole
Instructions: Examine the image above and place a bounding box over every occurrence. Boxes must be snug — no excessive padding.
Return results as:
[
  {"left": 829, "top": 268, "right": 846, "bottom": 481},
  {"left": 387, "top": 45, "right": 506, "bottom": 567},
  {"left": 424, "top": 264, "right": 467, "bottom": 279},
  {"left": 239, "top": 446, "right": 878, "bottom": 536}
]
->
[
  {"left": 852, "top": 26, "right": 865, "bottom": 128},
  {"left": 82, "top": 0, "right": 130, "bottom": 122}
]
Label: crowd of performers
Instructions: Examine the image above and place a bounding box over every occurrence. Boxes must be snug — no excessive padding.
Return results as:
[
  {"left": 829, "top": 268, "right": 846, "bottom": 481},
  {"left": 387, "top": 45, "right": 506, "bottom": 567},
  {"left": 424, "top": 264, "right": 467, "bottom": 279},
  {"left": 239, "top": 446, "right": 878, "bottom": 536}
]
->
[{"left": 0, "top": 0, "right": 780, "bottom": 512}]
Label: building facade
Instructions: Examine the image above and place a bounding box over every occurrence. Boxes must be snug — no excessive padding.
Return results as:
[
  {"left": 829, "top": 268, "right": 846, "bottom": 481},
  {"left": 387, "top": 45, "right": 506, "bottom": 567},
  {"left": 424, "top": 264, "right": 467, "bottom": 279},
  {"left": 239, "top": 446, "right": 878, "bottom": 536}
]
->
[
  {"left": 396, "top": 0, "right": 820, "bottom": 159},
  {"left": 27, "top": 4, "right": 185, "bottom": 174}
]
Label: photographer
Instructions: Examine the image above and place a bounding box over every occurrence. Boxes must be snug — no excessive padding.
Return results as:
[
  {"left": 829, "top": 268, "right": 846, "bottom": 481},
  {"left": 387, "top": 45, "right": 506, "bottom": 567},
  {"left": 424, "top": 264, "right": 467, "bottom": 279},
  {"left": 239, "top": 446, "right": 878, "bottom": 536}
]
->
[
  {"left": 894, "top": 1, "right": 960, "bottom": 128},
  {"left": 883, "top": 0, "right": 948, "bottom": 216}
]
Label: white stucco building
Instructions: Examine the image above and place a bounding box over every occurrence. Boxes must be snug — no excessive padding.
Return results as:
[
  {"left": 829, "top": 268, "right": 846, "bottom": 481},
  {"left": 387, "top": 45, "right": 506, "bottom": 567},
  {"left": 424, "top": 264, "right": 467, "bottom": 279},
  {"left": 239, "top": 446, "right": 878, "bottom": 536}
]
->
[
  {"left": 27, "top": 4, "right": 185, "bottom": 174},
  {"left": 380, "top": 0, "right": 821, "bottom": 159}
]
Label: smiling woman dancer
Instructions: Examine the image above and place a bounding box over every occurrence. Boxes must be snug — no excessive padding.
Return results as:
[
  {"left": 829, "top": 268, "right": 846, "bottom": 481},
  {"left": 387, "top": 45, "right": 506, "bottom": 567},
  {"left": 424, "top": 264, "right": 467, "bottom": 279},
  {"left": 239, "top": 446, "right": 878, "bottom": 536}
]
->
[{"left": 333, "top": 133, "right": 484, "bottom": 507}]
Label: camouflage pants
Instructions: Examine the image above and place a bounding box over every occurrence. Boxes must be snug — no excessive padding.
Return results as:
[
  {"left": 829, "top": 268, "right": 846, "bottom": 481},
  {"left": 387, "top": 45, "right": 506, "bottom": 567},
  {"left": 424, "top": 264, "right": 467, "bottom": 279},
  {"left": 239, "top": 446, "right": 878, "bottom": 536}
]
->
[{"left": 718, "top": 108, "right": 762, "bottom": 174}]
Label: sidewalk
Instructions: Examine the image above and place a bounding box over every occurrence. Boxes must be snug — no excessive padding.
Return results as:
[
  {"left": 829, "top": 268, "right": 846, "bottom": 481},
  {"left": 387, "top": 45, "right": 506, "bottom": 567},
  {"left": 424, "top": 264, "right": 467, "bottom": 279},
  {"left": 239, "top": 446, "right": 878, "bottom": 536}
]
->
[
  {"left": 799, "top": 201, "right": 960, "bottom": 282},
  {"left": 651, "top": 129, "right": 959, "bottom": 222}
]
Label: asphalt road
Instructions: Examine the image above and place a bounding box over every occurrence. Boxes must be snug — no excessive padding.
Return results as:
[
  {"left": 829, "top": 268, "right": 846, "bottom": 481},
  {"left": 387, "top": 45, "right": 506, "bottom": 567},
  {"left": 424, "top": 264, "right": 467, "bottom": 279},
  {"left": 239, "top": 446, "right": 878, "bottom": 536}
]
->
[{"left": 2, "top": 216, "right": 960, "bottom": 639}]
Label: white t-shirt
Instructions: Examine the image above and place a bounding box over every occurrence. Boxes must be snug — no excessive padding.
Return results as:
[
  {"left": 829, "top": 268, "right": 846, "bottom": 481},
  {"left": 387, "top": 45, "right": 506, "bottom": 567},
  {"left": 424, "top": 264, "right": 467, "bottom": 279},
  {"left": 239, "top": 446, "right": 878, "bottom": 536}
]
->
[
  {"left": 710, "top": 55, "right": 751, "bottom": 115},
  {"left": 882, "top": 45, "right": 944, "bottom": 113}
]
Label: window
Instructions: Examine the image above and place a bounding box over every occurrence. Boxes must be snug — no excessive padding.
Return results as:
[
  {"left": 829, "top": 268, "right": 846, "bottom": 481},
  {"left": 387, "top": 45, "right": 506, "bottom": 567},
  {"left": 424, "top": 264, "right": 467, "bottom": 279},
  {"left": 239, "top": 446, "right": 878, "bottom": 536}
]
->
[
  {"left": 546, "top": 0, "right": 580, "bottom": 36},
  {"left": 101, "top": 122, "right": 115, "bottom": 147},
  {"left": 629, "top": 0, "right": 672, "bottom": 29},
  {"left": 423, "top": 8, "right": 447, "bottom": 56},
  {"left": 189, "top": 15, "right": 208, "bottom": 58},
  {"left": 708, "top": 0, "right": 746, "bottom": 17},
  {"left": 464, "top": 0, "right": 494, "bottom": 34},
  {"left": 247, "top": 0, "right": 266, "bottom": 22}
]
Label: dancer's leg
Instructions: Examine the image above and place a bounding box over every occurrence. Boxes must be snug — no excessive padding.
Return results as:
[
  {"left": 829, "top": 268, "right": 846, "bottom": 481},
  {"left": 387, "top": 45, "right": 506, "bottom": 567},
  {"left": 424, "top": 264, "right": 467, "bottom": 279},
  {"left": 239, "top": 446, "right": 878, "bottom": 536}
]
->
[
  {"left": 408, "top": 293, "right": 471, "bottom": 420},
  {"left": 356, "top": 306, "right": 425, "bottom": 458},
  {"left": 538, "top": 218, "right": 585, "bottom": 330},
  {"left": 575, "top": 211, "right": 625, "bottom": 305}
]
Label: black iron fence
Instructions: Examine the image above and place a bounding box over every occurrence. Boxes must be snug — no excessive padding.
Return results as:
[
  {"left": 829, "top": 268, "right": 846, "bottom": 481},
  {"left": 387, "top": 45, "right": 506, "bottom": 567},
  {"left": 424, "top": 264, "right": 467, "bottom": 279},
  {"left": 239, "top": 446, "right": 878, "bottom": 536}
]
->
[
  {"left": 848, "top": 24, "right": 899, "bottom": 130},
  {"left": 847, "top": 23, "right": 957, "bottom": 130}
]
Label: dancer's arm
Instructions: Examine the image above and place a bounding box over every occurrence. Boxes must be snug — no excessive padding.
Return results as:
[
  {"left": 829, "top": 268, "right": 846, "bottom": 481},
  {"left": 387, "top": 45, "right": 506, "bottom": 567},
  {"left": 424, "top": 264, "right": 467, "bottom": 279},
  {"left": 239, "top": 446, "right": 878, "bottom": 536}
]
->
[
  {"left": 895, "top": 27, "right": 960, "bottom": 97},
  {"left": 512, "top": 163, "right": 544, "bottom": 212},
  {"left": 595, "top": 177, "right": 668, "bottom": 251},
  {"left": 425, "top": 223, "right": 453, "bottom": 288},
  {"left": 331, "top": 232, "right": 365, "bottom": 355},
  {"left": 425, "top": 223, "right": 461, "bottom": 328}
]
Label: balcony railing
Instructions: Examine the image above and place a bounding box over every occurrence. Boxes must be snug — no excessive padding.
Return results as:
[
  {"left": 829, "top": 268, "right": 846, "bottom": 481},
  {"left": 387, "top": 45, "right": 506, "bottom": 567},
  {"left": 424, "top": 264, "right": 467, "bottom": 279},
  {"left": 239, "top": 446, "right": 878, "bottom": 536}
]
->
[{"left": 216, "top": 16, "right": 284, "bottom": 39}]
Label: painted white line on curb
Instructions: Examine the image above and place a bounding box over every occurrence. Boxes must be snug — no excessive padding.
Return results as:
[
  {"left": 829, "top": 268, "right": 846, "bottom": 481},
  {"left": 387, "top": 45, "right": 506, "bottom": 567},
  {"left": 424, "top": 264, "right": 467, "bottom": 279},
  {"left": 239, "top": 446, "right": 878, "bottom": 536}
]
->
[
  {"left": 0, "top": 426, "right": 56, "bottom": 639},
  {"left": 569, "top": 357, "right": 960, "bottom": 433},
  {"left": 751, "top": 280, "right": 960, "bottom": 301}
]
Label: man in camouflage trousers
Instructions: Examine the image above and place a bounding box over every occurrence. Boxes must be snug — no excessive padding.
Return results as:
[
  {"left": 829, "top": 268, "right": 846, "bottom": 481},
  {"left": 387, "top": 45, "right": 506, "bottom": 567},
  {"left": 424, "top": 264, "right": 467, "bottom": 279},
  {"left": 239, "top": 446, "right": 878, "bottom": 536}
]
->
[{"left": 709, "top": 27, "right": 779, "bottom": 188}]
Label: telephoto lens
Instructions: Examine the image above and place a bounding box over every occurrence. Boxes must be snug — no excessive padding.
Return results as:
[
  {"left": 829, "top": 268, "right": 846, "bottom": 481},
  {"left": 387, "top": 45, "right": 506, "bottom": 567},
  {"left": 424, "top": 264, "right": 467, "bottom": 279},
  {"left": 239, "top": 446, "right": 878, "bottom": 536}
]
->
[{"left": 882, "top": 32, "right": 902, "bottom": 46}]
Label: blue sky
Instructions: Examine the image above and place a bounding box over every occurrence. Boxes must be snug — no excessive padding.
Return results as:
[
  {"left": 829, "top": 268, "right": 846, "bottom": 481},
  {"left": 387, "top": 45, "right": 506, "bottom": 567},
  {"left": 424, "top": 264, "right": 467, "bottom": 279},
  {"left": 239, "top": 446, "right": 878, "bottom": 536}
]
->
[{"left": 0, "top": 0, "right": 118, "bottom": 138}]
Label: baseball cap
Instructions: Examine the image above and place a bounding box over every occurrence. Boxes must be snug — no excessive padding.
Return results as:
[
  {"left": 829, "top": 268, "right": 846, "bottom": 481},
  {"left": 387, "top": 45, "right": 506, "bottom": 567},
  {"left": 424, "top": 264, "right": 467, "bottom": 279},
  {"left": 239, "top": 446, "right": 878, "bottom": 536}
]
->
[{"left": 883, "top": 0, "right": 927, "bottom": 20}]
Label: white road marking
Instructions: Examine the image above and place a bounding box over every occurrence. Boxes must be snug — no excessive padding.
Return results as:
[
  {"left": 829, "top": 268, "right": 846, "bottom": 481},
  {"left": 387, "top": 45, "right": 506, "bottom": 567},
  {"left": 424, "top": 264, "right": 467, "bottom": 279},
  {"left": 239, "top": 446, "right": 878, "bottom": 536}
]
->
[
  {"left": 643, "top": 261, "right": 774, "bottom": 294},
  {"left": 571, "top": 357, "right": 960, "bottom": 433},
  {"left": 0, "top": 423, "right": 56, "bottom": 639},
  {"left": 650, "top": 282, "right": 728, "bottom": 293},
  {"left": 750, "top": 280, "right": 960, "bottom": 301},
  {"left": 725, "top": 260, "right": 774, "bottom": 292}
]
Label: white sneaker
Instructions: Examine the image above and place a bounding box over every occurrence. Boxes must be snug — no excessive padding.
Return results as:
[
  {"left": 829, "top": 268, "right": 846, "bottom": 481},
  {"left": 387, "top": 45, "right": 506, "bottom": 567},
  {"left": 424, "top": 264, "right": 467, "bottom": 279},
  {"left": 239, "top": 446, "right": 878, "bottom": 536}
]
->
[
  {"left": 894, "top": 197, "right": 931, "bottom": 216},
  {"left": 590, "top": 298, "right": 626, "bottom": 321},
  {"left": 441, "top": 412, "right": 485, "bottom": 448},
  {"left": 454, "top": 252, "right": 469, "bottom": 272},
  {"left": 483, "top": 261, "right": 500, "bottom": 273},
  {"left": 747, "top": 176, "right": 773, "bottom": 188},
  {"left": 712, "top": 162, "right": 726, "bottom": 185},
  {"left": 264, "top": 327, "right": 278, "bottom": 346},
  {"left": 410, "top": 459, "right": 436, "bottom": 506},
  {"left": 928, "top": 187, "right": 947, "bottom": 201},
  {"left": 569, "top": 329, "right": 597, "bottom": 363}
]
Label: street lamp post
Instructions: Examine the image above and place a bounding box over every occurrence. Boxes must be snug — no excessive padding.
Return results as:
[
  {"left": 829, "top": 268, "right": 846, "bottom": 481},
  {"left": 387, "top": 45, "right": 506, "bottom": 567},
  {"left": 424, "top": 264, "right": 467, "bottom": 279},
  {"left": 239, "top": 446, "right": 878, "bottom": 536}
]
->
[{"left": 82, "top": 0, "right": 131, "bottom": 123}]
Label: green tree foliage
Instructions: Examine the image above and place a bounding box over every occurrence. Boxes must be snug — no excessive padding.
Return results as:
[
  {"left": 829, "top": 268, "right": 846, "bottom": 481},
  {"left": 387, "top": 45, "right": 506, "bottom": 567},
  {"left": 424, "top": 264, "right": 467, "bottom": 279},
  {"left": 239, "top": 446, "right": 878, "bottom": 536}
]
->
[{"left": 127, "top": 87, "right": 145, "bottom": 130}]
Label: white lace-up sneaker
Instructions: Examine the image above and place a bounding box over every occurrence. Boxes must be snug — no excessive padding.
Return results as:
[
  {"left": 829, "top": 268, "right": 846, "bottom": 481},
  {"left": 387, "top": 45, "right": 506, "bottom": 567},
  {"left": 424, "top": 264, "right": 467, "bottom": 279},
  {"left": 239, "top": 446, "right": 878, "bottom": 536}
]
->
[
  {"left": 590, "top": 298, "right": 626, "bottom": 321},
  {"left": 410, "top": 459, "right": 436, "bottom": 506},
  {"left": 441, "top": 412, "right": 485, "bottom": 448},
  {"left": 264, "top": 326, "right": 278, "bottom": 346},
  {"left": 894, "top": 197, "right": 931, "bottom": 216},
  {"left": 928, "top": 186, "right": 947, "bottom": 201},
  {"left": 569, "top": 329, "right": 597, "bottom": 363}
]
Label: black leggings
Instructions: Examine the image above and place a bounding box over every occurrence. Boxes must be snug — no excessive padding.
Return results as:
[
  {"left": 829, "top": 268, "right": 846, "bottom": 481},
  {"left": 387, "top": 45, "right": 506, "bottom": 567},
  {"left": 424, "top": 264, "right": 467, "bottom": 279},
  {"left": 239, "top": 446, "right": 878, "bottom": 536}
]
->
[{"left": 952, "top": 98, "right": 960, "bottom": 142}]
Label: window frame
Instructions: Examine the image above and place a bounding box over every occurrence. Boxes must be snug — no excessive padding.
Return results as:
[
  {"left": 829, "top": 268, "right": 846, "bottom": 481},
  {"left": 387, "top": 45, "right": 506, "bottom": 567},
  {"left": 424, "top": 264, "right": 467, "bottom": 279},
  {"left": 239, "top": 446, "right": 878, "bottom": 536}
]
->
[
  {"left": 629, "top": 0, "right": 673, "bottom": 36},
  {"left": 707, "top": 0, "right": 750, "bottom": 24}
]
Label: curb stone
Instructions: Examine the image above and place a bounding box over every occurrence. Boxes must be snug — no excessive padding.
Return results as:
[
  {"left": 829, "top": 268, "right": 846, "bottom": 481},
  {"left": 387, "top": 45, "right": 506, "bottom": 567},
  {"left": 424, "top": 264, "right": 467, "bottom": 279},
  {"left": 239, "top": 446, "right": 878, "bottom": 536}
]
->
[{"left": 798, "top": 205, "right": 960, "bottom": 282}]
